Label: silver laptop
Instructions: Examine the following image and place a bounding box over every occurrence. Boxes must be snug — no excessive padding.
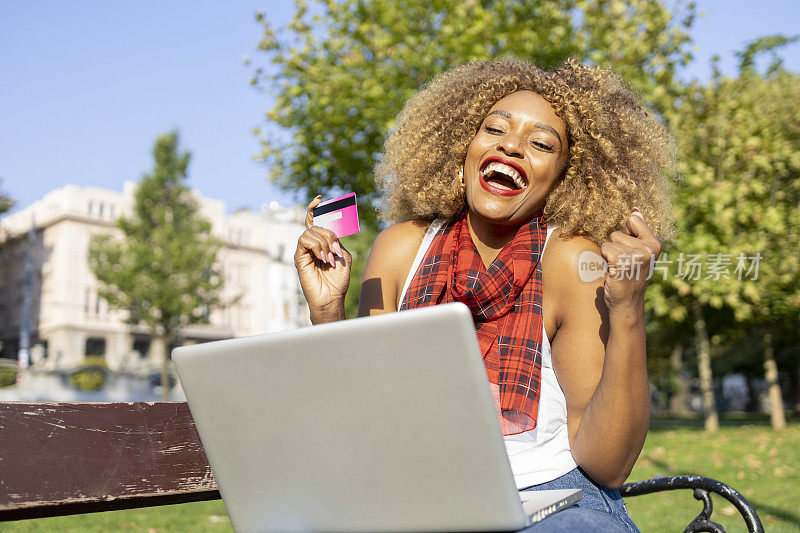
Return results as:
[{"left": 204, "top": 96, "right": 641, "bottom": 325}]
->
[{"left": 173, "top": 302, "right": 580, "bottom": 533}]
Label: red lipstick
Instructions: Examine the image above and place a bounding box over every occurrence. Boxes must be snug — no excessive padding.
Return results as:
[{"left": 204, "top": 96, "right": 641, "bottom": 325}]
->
[{"left": 478, "top": 156, "right": 527, "bottom": 197}]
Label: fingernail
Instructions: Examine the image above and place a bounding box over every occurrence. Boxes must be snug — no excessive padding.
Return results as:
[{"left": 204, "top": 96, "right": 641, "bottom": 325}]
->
[
  {"left": 327, "top": 252, "right": 335, "bottom": 265},
  {"left": 631, "top": 207, "right": 644, "bottom": 219},
  {"left": 332, "top": 241, "right": 343, "bottom": 257}
]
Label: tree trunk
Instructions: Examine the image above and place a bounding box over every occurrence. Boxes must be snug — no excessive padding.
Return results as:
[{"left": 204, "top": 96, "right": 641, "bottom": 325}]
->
[
  {"left": 151, "top": 336, "right": 171, "bottom": 401},
  {"left": 668, "top": 343, "right": 692, "bottom": 417},
  {"left": 761, "top": 330, "right": 786, "bottom": 430},
  {"left": 692, "top": 302, "right": 719, "bottom": 432}
]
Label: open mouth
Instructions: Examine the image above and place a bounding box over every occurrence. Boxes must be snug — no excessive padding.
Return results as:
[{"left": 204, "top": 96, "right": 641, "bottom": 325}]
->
[{"left": 478, "top": 156, "right": 527, "bottom": 197}]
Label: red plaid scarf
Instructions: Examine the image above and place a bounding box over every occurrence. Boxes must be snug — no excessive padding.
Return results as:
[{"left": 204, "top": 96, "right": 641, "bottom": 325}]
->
[{"left": 400, "top": 212, "right": 547, "bottom": 435}]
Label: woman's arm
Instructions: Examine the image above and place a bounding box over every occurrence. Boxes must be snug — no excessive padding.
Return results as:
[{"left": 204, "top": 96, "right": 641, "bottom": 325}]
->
[
  {"left": 546, "top": 211, "right": 660, "bottom": 488},
  {"left": 295, "top": 197, "right": 352, "bottom": 324}
]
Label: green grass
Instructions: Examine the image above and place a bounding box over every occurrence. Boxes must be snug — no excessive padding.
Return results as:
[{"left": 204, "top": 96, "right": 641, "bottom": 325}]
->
[
  {"left": 7, "top": 417, "right": 799, "bottom": 532},
  {"left": 5, "top": 500, "right": 234, "bottom": 532},
  {"left": 626, "top": 417, "right": 800, "bottom": 532}
]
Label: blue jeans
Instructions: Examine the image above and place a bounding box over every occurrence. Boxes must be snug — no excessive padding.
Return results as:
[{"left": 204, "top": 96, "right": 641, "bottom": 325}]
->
[{"left": 517, "top": 467, "right": 640, "bottom": 532}]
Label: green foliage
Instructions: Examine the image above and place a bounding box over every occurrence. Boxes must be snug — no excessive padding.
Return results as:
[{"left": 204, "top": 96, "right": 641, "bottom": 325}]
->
[
  {"left": 251, "top": 0, "right": 694, "bottom": 229},
  {"left": 648, "top": 41, "right": 800, "bottom": 327},
  {"left": 0, "top": 177, "right": 12, "bottom": 215},
  {"left": 88, "top": 132, "right": 225, "bottom": 344},
  {"left": 0, "top": 195, "right": 12, "bottom": 215},
  {"left": 645, "top": 39, "right": 800, "bottom": 395},
  {"left": 738, "top": 34, "right": 799, "bottom": 74},
  {"left": 0, "top": 366, "right": 17, "bottom": 387},
  {"left": 69, "top": 357, "right": 109, "bottom": 392},
  {"left": 81, "top": 356, "right": 108, "bottom": 368},
  {"left": 250, "top": 1, "right": 796, "bottom": 402},
  {"left": 253, "top": 0, "right": 694, "bottom": 314}
]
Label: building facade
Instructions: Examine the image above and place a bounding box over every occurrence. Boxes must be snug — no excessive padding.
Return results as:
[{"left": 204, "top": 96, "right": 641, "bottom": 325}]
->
[{"left": 0, "top": 183, "right": 309, "bottom": 371}]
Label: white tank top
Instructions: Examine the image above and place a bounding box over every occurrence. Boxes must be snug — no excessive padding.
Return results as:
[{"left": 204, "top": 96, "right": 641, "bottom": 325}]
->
[{"left": 398, "top": 219, "right": 578, "bottom": 489}]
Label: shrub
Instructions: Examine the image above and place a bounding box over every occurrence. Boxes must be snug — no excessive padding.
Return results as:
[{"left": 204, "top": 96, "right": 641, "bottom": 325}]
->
[
  {"left": 0, "top": 366, "right": 17, "bottom": 388},
  {"left": 69, "top": 357, "right": 109, "bottom": 392}
]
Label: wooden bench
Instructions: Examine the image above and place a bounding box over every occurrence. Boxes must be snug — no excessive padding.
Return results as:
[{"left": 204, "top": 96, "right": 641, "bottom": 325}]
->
[{"left": 0, "top": 402, "right": 764, "bottom": 531}]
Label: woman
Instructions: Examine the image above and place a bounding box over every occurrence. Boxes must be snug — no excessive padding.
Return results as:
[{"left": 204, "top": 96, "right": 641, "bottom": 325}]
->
[{"left": 294, "top": 58, "right": 674, "bottom": 532}]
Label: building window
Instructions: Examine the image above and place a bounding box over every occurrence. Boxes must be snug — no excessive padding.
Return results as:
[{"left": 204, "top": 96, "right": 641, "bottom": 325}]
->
[
  {"left": 85, "top": 337, "right": 106, "bottom": 357},
  {"left": 88, "top": 201, "right": 94, "bottom": 215},
  {"left": 133, "top": 339, "right": 150, "bottom": 359},
  {"left": 99, "top": 203, "right": 105, "bottom": 217},
  {"left": 84, "top": 288, "right": 92, "bottom": 315},
  {"left": 1, "top": 340, "right": 19, "bottom": 359}
]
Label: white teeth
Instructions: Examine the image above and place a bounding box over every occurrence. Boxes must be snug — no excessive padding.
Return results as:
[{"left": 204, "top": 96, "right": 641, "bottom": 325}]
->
[{"left": 482, "top": 162, "right": 526, "bottom": 189}]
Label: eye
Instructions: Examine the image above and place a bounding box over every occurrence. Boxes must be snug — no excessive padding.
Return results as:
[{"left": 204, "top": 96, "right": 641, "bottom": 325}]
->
[
  {"left": 531, "top": 140, "right": 554, "bottom": 151},
  {"left": 484, "top": 125, "right": 504, "bottom": 134}
]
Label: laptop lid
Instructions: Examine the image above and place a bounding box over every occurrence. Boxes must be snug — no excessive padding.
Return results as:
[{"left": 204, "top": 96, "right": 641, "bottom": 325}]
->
[{"left": 174, "top": 303, "right": 530, "bottom": 532}]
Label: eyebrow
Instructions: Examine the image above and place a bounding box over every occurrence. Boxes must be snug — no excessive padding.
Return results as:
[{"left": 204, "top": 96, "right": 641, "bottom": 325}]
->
[{"left": 487, "top": 110, "right": 563, "bottom": 149}]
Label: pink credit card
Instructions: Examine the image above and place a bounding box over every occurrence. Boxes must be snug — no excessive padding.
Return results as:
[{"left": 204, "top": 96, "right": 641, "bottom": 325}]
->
[{"left": 312, "top": 192, "right": 360, "bottom": 238}]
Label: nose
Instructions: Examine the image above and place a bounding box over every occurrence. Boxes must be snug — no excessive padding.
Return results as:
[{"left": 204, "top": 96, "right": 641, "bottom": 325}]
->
[{"left": 497, "top": 131, "right": 523, "bottom": 158}]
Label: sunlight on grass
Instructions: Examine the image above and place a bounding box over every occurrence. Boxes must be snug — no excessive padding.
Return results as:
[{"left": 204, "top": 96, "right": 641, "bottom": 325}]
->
[
  {"left": 5, "top": 500, "right": 233, "bottom": 533},
  {"left": 626, "top": 419, "right": 800, "bottom": 532}
]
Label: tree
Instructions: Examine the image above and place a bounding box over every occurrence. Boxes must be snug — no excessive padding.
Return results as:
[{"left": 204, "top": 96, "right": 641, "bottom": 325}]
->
[
  {"left": 0, "top": 197, "right": 12, "bottom": 215},
  {"left": 649, "top": 37, "right": 800, "bottom": 430},
  {"left": 252, "top": 0, "right": 693, "bottom": 218},
  {"left": 0, "top": 177, "right": 13, "bottom": 215},
  {"left": 89, "top": 132, "right": 225, "bottom": 400},
  {"left": 251, "top": 0, "right": 695, "bottom": 315}
]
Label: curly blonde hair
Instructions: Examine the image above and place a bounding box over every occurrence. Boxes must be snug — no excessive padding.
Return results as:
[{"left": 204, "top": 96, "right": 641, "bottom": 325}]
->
[{"left": 375, "top": 57, "right": 676, "bottom": 244}]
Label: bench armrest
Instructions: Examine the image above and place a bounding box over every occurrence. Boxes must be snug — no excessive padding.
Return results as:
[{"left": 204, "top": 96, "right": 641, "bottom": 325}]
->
[{"left": 620, "top": 475, "right": 764, "bottom": 533}]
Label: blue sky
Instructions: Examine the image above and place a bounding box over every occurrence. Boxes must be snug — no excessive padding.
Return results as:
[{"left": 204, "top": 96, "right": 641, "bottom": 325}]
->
[{"left": 1, "top": 1, "right": 799, "bottom": 215}]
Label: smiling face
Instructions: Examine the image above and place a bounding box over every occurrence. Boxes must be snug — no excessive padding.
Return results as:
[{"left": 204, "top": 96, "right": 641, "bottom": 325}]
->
[{"left": 464, "top": 90, "right": 569, "bottom": 228}]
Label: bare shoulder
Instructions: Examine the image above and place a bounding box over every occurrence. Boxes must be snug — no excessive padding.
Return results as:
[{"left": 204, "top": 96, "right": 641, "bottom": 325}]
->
[
  {"left": 369, "top": 219, "right": 431, "bottom": 264},
  {"left": 542, "top": 229, "right": 606, "bottom": 327},
  {"left": 367, "top": 220, "right": 431, "bottom": 286},
  {"left": 543, "top": 229, "right": 602, "bottom": 286}
]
